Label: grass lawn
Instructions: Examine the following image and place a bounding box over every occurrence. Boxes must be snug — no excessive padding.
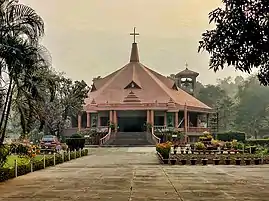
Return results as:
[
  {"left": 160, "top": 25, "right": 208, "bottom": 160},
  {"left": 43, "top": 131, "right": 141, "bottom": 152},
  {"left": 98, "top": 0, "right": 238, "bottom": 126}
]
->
[{"left": 4, "top": 155, "right": 44, "bottom": 168}]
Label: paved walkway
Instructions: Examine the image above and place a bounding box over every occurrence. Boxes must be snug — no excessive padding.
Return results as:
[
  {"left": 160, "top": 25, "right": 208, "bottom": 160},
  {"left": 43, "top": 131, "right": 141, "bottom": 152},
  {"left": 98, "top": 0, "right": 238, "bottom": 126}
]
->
[{"left": 1, "top": 147, "right": 269, "bottom": 201}]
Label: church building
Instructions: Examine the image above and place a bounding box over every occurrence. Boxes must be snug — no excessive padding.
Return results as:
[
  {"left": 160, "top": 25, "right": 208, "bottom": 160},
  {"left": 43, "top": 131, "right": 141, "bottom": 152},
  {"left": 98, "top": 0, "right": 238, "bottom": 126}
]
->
[{"left": 75, "top": 28, "right": 213, "bottom": 144}]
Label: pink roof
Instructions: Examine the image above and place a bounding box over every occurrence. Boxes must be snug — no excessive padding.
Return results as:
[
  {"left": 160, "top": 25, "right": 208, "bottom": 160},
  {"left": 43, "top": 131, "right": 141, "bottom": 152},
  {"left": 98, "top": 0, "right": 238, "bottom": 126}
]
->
[{"left": 85, "top": 42, "right": 212, "bottom": 112}]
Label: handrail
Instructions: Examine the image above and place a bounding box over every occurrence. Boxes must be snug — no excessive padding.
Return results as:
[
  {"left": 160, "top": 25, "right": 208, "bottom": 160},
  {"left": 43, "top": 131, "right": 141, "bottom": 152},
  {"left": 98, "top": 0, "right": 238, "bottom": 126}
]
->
[
  {"left": 99, "top": 128, "right": 112, "bottom": 145},
  {"left": 151, "top": 127, "right": 161, "bottom": 144}
]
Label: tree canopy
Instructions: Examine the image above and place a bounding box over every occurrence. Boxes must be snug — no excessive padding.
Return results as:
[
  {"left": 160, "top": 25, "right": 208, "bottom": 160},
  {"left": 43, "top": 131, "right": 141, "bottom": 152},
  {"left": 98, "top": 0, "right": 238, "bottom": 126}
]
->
[{"left": 198, "top": 0, "right": 269, "bottom": 85}]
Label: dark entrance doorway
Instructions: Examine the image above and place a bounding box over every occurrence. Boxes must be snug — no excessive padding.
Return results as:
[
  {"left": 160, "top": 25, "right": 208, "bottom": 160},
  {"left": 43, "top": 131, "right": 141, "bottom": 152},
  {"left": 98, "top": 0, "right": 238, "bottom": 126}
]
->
[{"left": 117, "top": 111, "right": 147, "bottom": 132}]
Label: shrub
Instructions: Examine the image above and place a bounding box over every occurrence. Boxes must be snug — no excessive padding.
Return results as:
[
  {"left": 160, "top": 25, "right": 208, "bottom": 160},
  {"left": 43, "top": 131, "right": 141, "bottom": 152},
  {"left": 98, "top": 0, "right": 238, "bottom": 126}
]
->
[
  {"left": 195, "top": 142, "right": 206, "bottom": 150},
  {"left": 214, "top": 131, "right": 246, "bottom": 142},
  {"left": 247, "top": 139, "right": 269, "bottom": 147},
  {"left": 66, "top": 133, "right": 85, "bottom": 151},
  {"left": 0, "top": 145, "right": 10, "bottom": 168},
  {"left": 156, "top": 142, "right": 172, "bottom": 159}
]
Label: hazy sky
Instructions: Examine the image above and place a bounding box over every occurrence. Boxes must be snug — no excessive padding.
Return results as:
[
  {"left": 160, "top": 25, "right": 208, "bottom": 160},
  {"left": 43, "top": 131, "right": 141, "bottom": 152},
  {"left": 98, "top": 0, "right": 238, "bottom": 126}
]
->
[{"left": 21, "top": 0, "right": 248, "bottom": 85}]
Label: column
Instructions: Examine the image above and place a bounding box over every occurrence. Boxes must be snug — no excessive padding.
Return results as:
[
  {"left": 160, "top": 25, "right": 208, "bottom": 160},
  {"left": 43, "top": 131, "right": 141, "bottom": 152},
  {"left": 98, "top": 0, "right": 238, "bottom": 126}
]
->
[
  {"left": 98, "top": 113, "right": 101, "bottom": 127},
  {"left": 113, "top": 110, "right": 117, "bottom": 128},
  {"left": 175, "top": 112, "right": 178, "bottom": 128},
  {"left": 184, "top": 104, "right": 188, "bottom": 133},
  {"left": 151, "top": 110, "right": 154, "bottom": 126},
  {"left": 164, "top": 112, "right": 167, "bottom": 127},
  {"left": 86, "top": 112, "right": 91, "bottom": 128},
  {"left": 187, "top": 113, "right": 190, "bottom": 129},
  {"left": 109, "top": 110, "right": 113, "bottom": 124},
  {"left": 78, "top": 114, "right": 82, "bottom": 131},
  {"left": 147, "top": 110, "right": 150, "bottom": 124}
]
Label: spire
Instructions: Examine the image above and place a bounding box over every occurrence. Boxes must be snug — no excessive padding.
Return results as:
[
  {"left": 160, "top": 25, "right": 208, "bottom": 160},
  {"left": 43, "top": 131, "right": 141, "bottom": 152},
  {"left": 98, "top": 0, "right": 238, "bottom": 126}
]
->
[{"left": 129, "top": 27, "right": 140, "bottom": 62}]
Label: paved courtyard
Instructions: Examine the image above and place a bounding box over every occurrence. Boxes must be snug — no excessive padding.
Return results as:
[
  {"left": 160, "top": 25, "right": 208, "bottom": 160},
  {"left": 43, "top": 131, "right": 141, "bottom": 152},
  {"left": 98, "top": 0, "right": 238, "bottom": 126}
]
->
[{"left": 0, "top": 147, "right": 269, "bottom": 201}]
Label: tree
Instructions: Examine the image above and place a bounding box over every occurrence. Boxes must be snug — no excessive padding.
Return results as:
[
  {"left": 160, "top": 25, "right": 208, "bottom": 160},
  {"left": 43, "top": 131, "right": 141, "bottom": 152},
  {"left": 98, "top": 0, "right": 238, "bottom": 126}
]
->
[
  {"left": 198, "top": 0, "right": 269, "bottom": 85},
  {"left": 0, "top": 0, "right": 52, "bottom": 144}
]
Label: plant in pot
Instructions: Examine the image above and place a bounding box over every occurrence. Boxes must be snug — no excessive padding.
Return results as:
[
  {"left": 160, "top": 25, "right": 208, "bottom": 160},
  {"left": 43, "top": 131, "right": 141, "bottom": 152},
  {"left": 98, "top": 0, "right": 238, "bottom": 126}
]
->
[
  {"left": 201, "top": 158, "right": 208, "bottom": 165},
  {"left": 173, "top": 144, "right": 178, "bottom": 154},
  {"left": 109, "top": 123, "right": 115, "bottom": 132},
  {"left": 235, "top": 157, "right": 241, "bottom": 165},
  {"left": 170, "top": 157, "right": 177, "bottom": 165},
  {"left": 254, "top": 158, "right": 260, "bottom": 165},
  {"left": 156, "top": 142, "right": 172, "bottom": 164},
  {"left": 195, "top": 142, "right": 205, "bottom": 153},
  {"left": 244, "top": 158, "right": 251, "bottom": 165},
  {"left": 225, "top": 157, "right": 231, "bottom": 165},
  {"left": 190, "top": 157, "right": 197, "bottom": 165},
  {"left": 181, "top": 158, "right": 187, "bottom": 165},
  {"left": 213, "top": 157, "right": 220, "bottom": 165}
]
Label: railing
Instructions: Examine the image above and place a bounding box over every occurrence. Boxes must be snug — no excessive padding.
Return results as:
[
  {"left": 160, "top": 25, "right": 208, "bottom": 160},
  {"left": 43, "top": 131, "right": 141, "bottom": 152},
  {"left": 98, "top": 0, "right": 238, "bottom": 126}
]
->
[
  {"left": 99, "top": 128, "right": 112, "bottom": 145},
  {"left": 150, "top": 127, "right": 161, "bottom": 144},
  {"left": 188, "top": 127, "right": 210, "bottom": 133}
]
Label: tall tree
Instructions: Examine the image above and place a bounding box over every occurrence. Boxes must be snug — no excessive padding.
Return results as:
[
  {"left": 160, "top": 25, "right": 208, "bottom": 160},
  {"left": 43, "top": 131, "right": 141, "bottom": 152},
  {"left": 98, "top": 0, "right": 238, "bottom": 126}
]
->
[{"left": 198, "top": 0, "right": 269, "bottom": 85}]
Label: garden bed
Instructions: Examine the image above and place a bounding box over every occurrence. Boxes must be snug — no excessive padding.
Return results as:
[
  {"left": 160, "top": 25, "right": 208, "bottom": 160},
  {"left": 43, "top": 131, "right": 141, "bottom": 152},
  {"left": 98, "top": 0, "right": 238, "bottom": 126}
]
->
[
  {"left": 157, "top": 153, "right": 269, "bottom": 165},
  {"left": 0, "top": 149, "right": 89, "bottom": 182}
]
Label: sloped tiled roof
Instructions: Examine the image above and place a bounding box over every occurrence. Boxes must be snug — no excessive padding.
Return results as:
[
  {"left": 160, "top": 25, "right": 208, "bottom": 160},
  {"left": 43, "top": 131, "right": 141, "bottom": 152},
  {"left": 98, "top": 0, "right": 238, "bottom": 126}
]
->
[
  {"left": 176, "top": 68, "right": 199, "bottom": 77},
  {"left": 85, "top": 42, "right": 211, "bottom": 112}
]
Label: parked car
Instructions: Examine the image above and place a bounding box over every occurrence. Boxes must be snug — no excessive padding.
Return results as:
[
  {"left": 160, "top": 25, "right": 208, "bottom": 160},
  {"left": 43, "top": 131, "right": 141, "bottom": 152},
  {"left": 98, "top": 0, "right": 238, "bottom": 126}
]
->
[{"left": 40, "top": 135, "right": 60, "bottom": 150}]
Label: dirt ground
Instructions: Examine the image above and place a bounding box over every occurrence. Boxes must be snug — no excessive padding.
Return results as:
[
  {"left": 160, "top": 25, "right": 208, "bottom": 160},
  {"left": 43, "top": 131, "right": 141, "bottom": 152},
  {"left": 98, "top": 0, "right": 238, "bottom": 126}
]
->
[{"left": 0, "top": 147, "right": 269, "bottom": 201}]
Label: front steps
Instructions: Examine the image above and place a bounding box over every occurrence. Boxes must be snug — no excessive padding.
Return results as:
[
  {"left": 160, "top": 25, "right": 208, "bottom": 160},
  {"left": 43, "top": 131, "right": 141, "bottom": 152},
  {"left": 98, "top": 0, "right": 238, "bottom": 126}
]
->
[{"left": 105, "top": 132, "right": 155, "bottom": 146}]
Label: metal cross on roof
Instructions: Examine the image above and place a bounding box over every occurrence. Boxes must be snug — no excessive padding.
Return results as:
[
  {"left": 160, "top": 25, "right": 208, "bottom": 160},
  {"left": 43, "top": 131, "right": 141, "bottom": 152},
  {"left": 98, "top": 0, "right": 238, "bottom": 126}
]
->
[
  {"left": 130, "top": 27, "right": 139, "bottom": 43},
  {"left": 185, "top": 62, "right": 188, "bottom": 69}
]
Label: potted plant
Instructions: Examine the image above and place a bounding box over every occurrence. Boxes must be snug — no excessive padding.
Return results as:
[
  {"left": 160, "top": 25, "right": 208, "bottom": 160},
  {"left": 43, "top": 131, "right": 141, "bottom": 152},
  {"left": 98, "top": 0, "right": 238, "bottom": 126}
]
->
[
  {"left": 190, "top": 157, "right": 197, "bottom": 165},
  {"left": 163, "top": 159, "right": 169, "bottom": 164},
  {"left": 173, "top": 144, "right": 178, "bottom": 154},
  {"left": 244, "top": 158, "right": 251, "bottom": 165},
  {"left": 202, "top": 158, "right": 208, "bottom": 165},
  {"left": 254, "top": 158, "right": 260, "bottom": 165},
  {"left": 235, "top": 158, "right": 241, "bottom": 165},
  {"left": 195, "top": 142, "right": 205, "bottom": 152},
  {"left": 213, "top": 158, "right": 220, "bottom": 165},
  {"left": 156, "top": 142, "right": 172, "bottom": 164},
  {"left": 170, "top": 158, "right": 177, "bottom": 165},
  {"left": 225, "top": 157, "right": 231, "bottom": 165}
]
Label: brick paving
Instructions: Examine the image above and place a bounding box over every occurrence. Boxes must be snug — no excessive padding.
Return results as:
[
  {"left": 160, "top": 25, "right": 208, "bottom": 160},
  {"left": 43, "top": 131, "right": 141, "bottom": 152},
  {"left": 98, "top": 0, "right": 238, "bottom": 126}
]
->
[{"left": 0, "top": 147, "right": 269, "bottom": 200}]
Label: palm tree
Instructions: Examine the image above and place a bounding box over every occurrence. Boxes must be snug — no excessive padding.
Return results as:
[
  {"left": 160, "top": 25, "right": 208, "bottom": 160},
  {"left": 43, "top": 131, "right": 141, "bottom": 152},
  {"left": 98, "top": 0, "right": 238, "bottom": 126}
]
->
[{"left": 0, "top": 0, "right": 53, "bottom": 144}]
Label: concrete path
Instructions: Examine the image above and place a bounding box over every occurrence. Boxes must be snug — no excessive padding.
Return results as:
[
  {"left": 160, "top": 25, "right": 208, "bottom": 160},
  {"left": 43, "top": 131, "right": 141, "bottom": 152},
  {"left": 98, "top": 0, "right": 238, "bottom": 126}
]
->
[{"left": 0, "top": 148, "right": 269, "bottom": 201}]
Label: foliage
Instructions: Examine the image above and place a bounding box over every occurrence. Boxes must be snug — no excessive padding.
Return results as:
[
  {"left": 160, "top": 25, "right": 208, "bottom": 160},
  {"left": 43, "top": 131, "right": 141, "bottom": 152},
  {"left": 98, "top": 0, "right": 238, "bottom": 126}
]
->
[
  {"left": 194, "top": 141, "right": 206, "bottom": 150},
  {"left": 198, "top": 0, "right": 269, "bottom": 85},
  {"left": 0, "top": 145, "right": 9, "bottom": 167},
  {"left": 156, "top": 142, "right": 172, "bottom": 159},
  {"left": 214, "top": 131, "right": 246, "bottom": 142},
  {"left": 247, "top": 139, "right": 269, "bottom": 147},
  {"left": 9, "top": 142, "right": 40, "bottom": 158}
]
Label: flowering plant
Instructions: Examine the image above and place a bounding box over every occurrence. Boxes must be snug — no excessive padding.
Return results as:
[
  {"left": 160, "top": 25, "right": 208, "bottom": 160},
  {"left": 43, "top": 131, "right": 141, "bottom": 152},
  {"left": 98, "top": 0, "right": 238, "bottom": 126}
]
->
[{"left": 156, "top": 141, "right": 172, "bottom": 159}]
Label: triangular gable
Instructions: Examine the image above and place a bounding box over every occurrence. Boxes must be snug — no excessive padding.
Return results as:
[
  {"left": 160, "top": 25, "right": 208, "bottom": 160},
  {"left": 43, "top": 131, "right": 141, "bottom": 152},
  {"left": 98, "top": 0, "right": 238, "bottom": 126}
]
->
[
  {"left": 172, "top": 83, "right": 178, "bottom": 90},
  {"left": 124, "top": 81, "right": 141, "bottom": 89},
  {"left": 91, "top": 84, "right": 97, "bottom": 92},
  {"left": 123, "top": 91, "right": 141, "bottom": 102}
]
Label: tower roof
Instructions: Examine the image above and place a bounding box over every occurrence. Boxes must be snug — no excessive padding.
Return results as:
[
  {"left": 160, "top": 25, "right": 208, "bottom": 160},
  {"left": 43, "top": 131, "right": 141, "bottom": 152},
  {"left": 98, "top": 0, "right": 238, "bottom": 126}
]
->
[
  {"left": 85, "top": 29, "right": 211, "bottom": 112},
  {"left": 176, "top": 68, "right": 199, "bottom": 77}
]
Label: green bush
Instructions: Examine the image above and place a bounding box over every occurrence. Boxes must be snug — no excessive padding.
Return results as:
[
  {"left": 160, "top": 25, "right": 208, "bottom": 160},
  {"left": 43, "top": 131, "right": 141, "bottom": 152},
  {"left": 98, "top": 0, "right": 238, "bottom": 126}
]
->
[
  {"left": 66, "top": 134, "right": 85, "bottom": 151},
  {"left": 0, "top": 145, "right": 10, "bottom": 167},
  {"left": 246, "top": 139, "right": 269, "bottom": 147},
  {"left": 214, "top": 131, "right": 246, "bottom": 142}
]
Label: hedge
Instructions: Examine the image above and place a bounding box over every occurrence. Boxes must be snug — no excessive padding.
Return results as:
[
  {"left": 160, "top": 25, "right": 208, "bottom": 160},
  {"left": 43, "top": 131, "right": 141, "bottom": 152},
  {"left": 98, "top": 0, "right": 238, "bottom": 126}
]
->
[
  {"left": 66, "top": 134, "right": 85, "bottom": 151},
  {"left": 214, "top": 131, "right": 246, "bottom": 142},
  {"left": 246, "top": 139, "right": 269, "bottom": 147},
  {"left": 0, "top": 149, "right": 88, "bottom": 182}
]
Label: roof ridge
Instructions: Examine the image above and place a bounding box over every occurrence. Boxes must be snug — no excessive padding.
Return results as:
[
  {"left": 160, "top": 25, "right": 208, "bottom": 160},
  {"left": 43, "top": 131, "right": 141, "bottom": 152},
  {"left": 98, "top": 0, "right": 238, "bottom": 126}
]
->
[
  {"left": 139, "top": 63, "right": 177, "bottom": 102},
  {"left": 131, "top": 63, "right": 141, "bottom": 87}
]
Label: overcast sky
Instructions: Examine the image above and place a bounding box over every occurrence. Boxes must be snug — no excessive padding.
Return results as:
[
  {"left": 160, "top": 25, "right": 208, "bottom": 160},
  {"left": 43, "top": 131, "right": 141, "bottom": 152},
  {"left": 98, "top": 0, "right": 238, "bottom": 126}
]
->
[{"left": 20, "top": 0, "right": 249, "bottom": 85}]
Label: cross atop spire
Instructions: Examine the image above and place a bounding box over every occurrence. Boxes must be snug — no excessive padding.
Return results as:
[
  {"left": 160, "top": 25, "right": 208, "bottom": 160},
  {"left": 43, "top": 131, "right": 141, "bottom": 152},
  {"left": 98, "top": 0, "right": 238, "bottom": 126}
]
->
[
  {"left": 185, "top": 62, "right": 188, "bottom": 70},
  {"left": 130, "top": 27, "right": 139, "bottom": 43}
]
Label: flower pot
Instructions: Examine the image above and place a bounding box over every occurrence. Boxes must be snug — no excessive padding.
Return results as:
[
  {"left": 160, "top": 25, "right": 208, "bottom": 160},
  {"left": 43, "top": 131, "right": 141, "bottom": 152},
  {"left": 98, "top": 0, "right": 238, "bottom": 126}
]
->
[
  {"left": 202, "top": 159, "right": 208, "bottom": 165},
  {"left": 170, "top": 159, "right": 177, "bottom": 165},
  {"left": 244, "top": 159, "right": 251, "bottom": 165},
  {"left": 163, "top": 159, "right": 169, "bottom": 164},
  {"left": 225, "top": 159, "right": 231, "bottom": 165},
  {"left": 235, "top": 159, "right": 241, "bottom": 165},
  {"left": 181, "top": 159, "right": 187, "bottom": 165},
  {"left": 190, "top": 159, "right": 197, "bottom": 165},
  {"left": 213, "top": 159, "right": 220, "bottom": 165},
  {"left": 254, "top": 158, "right": 260, "bottom": 165}
]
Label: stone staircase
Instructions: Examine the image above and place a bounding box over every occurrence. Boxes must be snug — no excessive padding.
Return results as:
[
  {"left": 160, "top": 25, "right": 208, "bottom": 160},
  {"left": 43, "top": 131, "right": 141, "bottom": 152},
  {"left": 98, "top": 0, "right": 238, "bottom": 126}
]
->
[{"left": 105, "top": 132, "right": 155, "bottom": 146}]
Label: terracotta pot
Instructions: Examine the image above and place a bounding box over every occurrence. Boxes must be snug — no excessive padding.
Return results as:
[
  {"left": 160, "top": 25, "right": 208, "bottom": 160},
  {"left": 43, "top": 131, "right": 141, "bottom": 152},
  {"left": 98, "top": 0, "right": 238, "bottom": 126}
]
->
[
  {"left": 181, "top": 159, "right": 187, "bottom": 165},
  {"left": 202, "top": 159, "right": 208, "bottom": 165},
  {"left": 225, "top": 159, "right": 231, "bottom": 165},
  {"left": 244, "top": 159, "right": 251, "bottom": 165},
  {"left": 213, "top": 159, "right": 220, "bottom": 165},
  {"left": 170, "top": 159, "right": 177, "bottom": 165},
  {"left": 254, "top": 158, "right": 260, "bottom": 165},
  {"left": 235, "top": 159, "right": 241, "bottom": 165},
  {"left": 163, "top": 159, "right": 169, "bottom": 164},
  {"left": 190, "top": 159, "right": 197, "bottom": 165}
]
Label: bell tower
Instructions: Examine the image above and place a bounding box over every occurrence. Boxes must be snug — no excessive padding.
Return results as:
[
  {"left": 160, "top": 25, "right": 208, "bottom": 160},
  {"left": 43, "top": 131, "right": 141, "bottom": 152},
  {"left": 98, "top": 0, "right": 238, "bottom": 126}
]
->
[{"left": 174, "top": 63, "right": 199, "bottom": 96}]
